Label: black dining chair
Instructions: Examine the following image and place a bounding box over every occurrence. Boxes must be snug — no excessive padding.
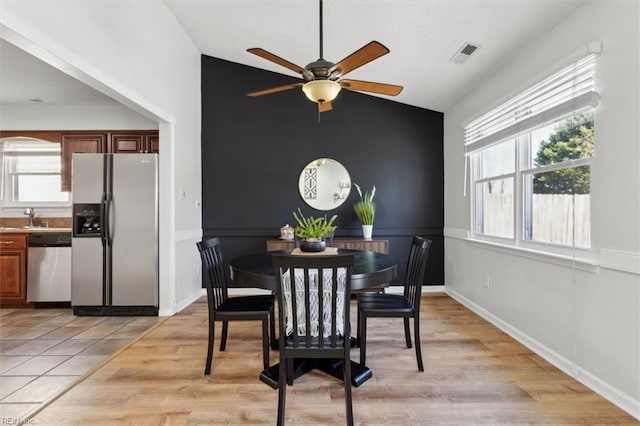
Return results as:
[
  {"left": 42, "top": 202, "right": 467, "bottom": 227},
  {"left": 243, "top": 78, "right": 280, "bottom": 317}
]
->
[
  {"left": 357, "top": 236, "right": 432, "bottom": 372},
  {"left": 196, "top": 237, "right": 276, "bottom": 375},
  {"left": 272, "top": 253, "right": 355, "bottom": 426}
]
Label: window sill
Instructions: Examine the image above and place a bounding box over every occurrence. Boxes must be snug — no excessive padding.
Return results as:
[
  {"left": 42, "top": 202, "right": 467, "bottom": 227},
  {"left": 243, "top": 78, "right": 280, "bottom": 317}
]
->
[{"left": 464, "top": 237, "right": 600, "bottom": 273}]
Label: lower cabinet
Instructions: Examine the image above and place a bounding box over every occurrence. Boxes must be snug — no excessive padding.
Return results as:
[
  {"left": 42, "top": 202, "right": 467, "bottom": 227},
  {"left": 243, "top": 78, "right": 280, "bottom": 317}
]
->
[{"left": 0, "top": 234, "right": 29, "bottom": 307}]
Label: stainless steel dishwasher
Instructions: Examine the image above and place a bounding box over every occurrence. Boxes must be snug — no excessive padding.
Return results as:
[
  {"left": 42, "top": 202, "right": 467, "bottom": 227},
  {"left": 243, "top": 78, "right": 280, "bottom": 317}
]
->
[{"left": 27, "top": 232, "right": 72, "bottom": 302}]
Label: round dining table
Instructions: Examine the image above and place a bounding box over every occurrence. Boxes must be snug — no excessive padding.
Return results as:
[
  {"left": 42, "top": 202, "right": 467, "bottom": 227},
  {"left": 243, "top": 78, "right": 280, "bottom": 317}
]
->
[
  {"left": 228, "top": 248, "right": 398, "bottom": 389},
  {"left": 229, "top": 248, "right": 398, "bottom": 292}
]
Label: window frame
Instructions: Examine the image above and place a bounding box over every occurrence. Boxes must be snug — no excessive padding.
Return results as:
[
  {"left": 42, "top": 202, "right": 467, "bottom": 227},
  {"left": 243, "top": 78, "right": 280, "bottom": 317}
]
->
[
  {"left": 0, "top": 138, "right": 71, "bottom": 211},
  {"left": 465, "top": 48, "right": 599, "bottom": 260}
]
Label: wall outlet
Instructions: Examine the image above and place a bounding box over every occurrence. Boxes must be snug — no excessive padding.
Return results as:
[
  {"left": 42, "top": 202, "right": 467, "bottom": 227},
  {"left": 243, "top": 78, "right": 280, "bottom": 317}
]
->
[{"left": 484, "top": 274, "right": 491, "bottom": 289}]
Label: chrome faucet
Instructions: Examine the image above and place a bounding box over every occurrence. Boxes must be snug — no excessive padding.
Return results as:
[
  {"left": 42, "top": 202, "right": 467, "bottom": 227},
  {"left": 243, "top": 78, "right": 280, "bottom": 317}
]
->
[{"left": 23, "top": 207, "right": 35, "bottom": 227}]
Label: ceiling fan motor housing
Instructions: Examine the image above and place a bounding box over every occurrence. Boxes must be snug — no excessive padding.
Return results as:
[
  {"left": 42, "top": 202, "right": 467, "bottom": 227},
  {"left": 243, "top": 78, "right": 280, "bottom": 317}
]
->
[{"left": 304, "top": 59, "right": 341, "bottom": 81}]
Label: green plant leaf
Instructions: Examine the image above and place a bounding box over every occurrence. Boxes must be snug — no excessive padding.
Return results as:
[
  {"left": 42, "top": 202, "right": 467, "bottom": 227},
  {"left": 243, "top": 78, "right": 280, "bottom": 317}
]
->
[{"left": 292, "top": 208, "right": 338, "bottom": 239}]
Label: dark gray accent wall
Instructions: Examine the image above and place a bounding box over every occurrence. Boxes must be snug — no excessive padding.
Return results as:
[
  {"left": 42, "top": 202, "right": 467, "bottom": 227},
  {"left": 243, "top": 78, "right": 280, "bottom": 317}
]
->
[{"left": 201, "top": 55, "right": 444, "bottom": 285}]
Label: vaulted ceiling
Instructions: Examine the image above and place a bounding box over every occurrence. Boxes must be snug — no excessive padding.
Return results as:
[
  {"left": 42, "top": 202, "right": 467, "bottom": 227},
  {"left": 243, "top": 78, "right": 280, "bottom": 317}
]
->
[{"left": 0, "top": 1, "right": 585, "bottom": 112}]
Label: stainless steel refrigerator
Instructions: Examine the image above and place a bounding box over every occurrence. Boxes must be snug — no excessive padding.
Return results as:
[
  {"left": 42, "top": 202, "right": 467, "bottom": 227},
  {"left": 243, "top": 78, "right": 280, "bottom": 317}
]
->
[{"left": 71, "top": 153, "right": 158, "bottom": 316}]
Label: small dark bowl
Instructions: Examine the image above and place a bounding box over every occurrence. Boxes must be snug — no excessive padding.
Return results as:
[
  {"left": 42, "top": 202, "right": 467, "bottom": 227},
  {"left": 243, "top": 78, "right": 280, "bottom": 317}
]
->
[{"left": 299, "top": 240, "right": 326, "bottom": 252}]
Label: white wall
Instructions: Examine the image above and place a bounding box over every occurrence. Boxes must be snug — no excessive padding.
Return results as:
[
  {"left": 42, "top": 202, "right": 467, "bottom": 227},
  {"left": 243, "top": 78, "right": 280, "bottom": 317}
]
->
[
  {"left": 0, "top": 0, "right": 204, "bottom": 316},
  {"left": 444, "top": 1, "right": 639, "bottom": 419}
]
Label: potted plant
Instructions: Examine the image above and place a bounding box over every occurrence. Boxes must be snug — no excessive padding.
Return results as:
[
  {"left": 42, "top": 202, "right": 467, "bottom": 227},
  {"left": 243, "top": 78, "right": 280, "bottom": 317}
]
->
[
  {"left": 353, "top": 183, "right": 376, "bottom": 240},
  {"left": 292, "top": 208, "right": 337, "bottom": 252}
]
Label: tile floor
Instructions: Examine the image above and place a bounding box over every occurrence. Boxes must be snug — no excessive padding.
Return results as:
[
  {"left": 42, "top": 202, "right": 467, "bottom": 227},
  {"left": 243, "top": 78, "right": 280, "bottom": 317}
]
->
[{"left": 0, "top": 307, "right": 162, "bottom": 421}]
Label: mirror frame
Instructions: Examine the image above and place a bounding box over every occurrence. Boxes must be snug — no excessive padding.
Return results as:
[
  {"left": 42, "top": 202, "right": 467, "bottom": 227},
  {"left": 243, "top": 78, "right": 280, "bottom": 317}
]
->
[{"left": 298, "top": 158, "right": 351, "bottom": 211}]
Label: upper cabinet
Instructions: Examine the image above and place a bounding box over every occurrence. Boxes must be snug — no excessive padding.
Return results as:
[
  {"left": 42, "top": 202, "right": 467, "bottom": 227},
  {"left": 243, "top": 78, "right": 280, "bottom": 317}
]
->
[
  {"left": 146, "top": 133, "right": 159, "bottom": 153},
  {"left": 111, "top": 132, "right": 159, "bottom": 154},
  {"left": 1, "top": 129, "right": 159, "bottom": 193},
  {"left": 61, "top": 130, "right": 158, "bottom": 191},
  {"left": 61, "top": 133, "right": 108, "bottom": 192}
]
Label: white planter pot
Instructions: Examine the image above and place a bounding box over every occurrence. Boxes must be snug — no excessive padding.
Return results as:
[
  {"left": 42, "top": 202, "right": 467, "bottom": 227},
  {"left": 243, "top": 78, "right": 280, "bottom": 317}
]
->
[{"left": 362, "top": 224, "right": 373, "bottom": 240}]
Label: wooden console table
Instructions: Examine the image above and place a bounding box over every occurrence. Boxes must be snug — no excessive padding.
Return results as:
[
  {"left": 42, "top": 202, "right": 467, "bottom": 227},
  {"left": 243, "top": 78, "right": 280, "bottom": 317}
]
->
[{"left": 266, "top": 238, "right": 389, "bottom": 254}]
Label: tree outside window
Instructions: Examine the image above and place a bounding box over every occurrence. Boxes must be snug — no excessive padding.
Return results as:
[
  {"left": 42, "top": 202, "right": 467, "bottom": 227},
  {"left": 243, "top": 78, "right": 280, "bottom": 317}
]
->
[{"left": 533, "top": 111, "right": 594, "bottom": 195}]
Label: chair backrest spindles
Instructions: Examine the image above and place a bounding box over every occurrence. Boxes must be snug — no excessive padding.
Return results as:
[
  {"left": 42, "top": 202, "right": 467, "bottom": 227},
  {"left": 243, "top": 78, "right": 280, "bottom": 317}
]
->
[
  {"left": 197, "top": 237, "right": 229, "bottom": 311},
  {"left": 403, "top": 236, "right": 432, "bottom": 310},
  {"left": 274, "top": 254, "right": 354, "bottom": 351}
]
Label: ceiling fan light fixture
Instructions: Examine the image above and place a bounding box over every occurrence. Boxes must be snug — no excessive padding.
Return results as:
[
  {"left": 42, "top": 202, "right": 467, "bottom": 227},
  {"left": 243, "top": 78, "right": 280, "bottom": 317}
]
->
[{"left": 302, "top": 80, "right": 341, "bottom": 104}]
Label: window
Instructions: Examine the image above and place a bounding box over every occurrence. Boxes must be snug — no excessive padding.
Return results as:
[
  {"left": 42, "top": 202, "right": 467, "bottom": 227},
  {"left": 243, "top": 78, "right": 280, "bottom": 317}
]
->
[
  {"left": 465, "top": 50, "right": 598, "bottom": 252},
  {"left": 0, "top": 138, "right": 70, "bottom": 208}
]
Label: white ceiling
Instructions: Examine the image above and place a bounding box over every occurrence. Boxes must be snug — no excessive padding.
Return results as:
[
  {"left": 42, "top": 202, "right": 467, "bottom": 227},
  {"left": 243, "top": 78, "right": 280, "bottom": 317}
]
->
[
  {"left": 0, "top": 39, "right": 120, "bottom": 106},
  {"left": 0, "top": 0, "right": 585, "bottom": 112},
  {"left": 164, "top": 0, "right": 585, "bottom": 112}
]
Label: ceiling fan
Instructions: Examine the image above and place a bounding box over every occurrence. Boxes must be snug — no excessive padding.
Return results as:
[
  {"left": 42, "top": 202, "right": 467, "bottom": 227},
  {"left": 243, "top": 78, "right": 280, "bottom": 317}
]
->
[{"left": 246, "top": 0, "right": 403, "bottom": 113}]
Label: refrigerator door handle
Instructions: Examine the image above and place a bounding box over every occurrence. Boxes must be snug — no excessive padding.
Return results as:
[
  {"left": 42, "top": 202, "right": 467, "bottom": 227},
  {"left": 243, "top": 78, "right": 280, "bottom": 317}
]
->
[
  {"left": 100, "top": 194, "right": 108, "bottom": 247},
  {"left": 104, "top": 193, "right": 113, "bottom": 246}
]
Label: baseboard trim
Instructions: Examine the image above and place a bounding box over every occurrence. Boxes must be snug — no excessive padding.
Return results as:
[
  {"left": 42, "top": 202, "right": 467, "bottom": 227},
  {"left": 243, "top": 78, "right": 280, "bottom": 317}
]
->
[
  {"left": 445, "top": 286, "right": 640, "bottom": 420},
  {"left": 386, "top": 285, "right": 445, "bottom": 294},
  {"left": 159, "top": 289, "right": 205, "bottom": 316}
]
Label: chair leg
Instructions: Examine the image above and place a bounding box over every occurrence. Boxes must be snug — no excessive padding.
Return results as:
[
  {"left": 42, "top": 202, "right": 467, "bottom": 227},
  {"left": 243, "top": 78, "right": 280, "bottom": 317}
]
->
[
  {"left": 359, "top": 315, "right": 367, "bottom": 366},
  {"left": 205, "top": 316, "right": 215, "bottom": 375},
  {"left": 344, "top": 352, "right": 354, "bottom": 426},
  {"left": 269, "top": 308, "right": 278, "bottom": 350},
  {"left": 356, "top": 304, "right": 361, "bottom": 347},
  {"left": 414, "top": 316, "right": 424, "bottom": 372},
  {"left": 287, "top": 358, "right": 294, "bottom": 386},
  {"left": 403, "top": 318, "right": 412, "bottom": 348},
  {"left": 262, "top": 317, "right": 269, "bottom": 369},
  {"left": 220, "top": 320, "right": 228, "bottom": 351},
  {"left": 277, "top": 358, "right": 287, "bottom": 426}
]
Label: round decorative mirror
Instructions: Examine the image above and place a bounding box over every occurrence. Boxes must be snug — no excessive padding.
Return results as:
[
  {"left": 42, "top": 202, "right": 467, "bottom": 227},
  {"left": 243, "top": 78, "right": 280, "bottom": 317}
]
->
[{"left": 298, "top": 158, "right": 351, "bottom": 211}]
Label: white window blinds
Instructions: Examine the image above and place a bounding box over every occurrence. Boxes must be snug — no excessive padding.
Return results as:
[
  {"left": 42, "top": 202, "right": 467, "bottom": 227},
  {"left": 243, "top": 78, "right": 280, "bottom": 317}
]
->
[{"left": 464, "top": 51, "right": 599, "bottom": 155}]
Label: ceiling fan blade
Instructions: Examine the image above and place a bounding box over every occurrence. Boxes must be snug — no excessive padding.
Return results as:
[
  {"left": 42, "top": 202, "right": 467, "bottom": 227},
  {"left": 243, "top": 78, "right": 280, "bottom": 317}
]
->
[
  {"left": 247, "top": 48, "right": 306, "bottom": 74},
  {"left": 340, "top": 79, "right": 403, "bottom": 96},
  {"left": 332, "top": 41, "right": 390, "bottom": 76},
  {"left": 247, "top": 83, "right": 302, "bottom": 97},
  {"left": 318, "top": 102, "right": 333, "bottom": 113}
]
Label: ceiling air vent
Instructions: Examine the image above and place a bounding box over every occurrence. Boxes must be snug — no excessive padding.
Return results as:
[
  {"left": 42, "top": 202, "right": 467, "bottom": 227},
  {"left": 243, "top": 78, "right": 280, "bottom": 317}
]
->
[{"left": 450, "top": 42, "right": 480, "bottom": 64}]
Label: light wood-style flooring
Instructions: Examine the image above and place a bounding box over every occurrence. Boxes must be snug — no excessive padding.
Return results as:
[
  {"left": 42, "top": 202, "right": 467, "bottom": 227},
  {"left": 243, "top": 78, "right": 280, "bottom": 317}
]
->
[
  {"left": 0, "top": 308, "right": 162, "bottom": 421},
  {"left": 30, "top": 293, "right": 637, "bottom": 425}
]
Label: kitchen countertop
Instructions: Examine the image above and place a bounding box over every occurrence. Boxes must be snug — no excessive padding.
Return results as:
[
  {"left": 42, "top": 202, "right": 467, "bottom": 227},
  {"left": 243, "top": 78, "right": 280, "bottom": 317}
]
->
[{"left": 0, "top": 227, "right": 72, "bottom": 234}]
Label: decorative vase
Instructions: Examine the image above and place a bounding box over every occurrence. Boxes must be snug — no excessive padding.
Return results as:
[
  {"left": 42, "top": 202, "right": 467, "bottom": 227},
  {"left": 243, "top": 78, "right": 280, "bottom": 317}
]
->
[
  {"left": 362, "top": 224, "right": 373, "bottom": 240},
  {"left": 299, "top": 239, "right": 326, "bottom": 252}
]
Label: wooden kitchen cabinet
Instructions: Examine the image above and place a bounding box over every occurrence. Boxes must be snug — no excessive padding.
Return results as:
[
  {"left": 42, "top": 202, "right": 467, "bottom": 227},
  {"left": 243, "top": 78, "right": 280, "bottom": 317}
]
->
[
  {"left": 146, "top": 133, "right": 159, "bottom": 153},
  {"left": 60, "top": 130, "right": 159, "bottom": 191},
  {"left": 0, "top": 233, "right": 29, "bottom": 307},
  {"left": 60, "top": 132, "right": 108, "bottom": 192},
  {"left": 111, "top": 131, "right": 159, "bottom": 153}
]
